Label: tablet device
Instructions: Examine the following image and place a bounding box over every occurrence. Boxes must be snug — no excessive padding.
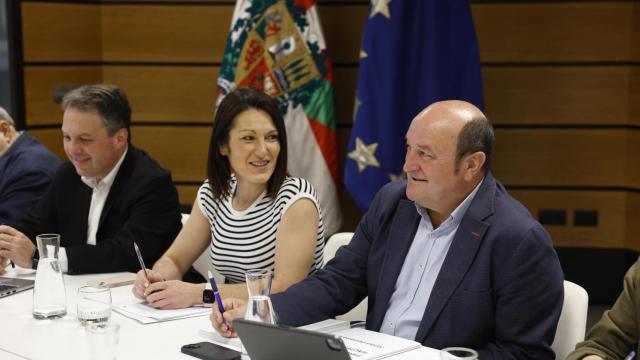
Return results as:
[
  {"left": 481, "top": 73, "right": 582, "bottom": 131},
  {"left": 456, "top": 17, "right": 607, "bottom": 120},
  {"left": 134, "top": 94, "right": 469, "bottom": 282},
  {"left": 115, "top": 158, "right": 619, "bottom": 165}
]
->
[
  {"left": 0, "top": 277, "right": 34, "bottom": 298},
  {"left": 234, "top": 319, "right": 351, "bottom": 360}
]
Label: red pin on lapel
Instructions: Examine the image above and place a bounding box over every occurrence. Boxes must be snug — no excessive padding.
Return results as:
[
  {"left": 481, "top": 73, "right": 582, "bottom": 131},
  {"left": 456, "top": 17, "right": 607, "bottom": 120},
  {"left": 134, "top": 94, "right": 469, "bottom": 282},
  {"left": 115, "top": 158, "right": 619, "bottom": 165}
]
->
[{"left": 471, "top": 231, "right": 480, "bottom": 237}]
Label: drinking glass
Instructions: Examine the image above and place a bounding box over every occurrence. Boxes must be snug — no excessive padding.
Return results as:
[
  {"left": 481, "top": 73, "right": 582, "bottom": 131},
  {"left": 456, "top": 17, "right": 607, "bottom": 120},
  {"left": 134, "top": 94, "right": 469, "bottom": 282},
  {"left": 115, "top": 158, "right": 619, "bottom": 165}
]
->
[
  {"left": 87, "top": 323, "right": 120, "bottom": 360},
  {"left": 32, "top": 233, "right": 66, "bottom": 319},
  {"left": 244, "top": 269, "right": 276, "bottom": 324},
  {"left": 77, "top": 286, "right": 111, "bottom": 326},
  {"left": 440, "top": 347, "right": 479, "bottom": 360}
]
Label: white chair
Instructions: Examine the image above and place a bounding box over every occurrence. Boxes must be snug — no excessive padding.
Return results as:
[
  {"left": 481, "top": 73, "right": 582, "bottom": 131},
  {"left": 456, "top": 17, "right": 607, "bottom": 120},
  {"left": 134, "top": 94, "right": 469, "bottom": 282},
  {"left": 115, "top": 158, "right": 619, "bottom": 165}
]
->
[
  {"left": 181, "top": 213, "right": 224, "bottom": 283},
  {"left": 324, "top": 232, "right": 368, "bottom": 322},
  {"left": 551, "top": 280, "right": 589, "bottom": 360}
]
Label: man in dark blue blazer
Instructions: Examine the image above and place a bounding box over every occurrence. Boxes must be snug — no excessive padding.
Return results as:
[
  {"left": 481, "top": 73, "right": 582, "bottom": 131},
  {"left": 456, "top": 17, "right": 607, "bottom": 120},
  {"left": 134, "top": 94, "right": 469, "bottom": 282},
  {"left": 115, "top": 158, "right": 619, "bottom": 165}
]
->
[
  {"left": 213, "top": 100, "right": 564, "bottom": 359},
  {"left": 0, "top": 107, "right": 60, "bottom": 224}
]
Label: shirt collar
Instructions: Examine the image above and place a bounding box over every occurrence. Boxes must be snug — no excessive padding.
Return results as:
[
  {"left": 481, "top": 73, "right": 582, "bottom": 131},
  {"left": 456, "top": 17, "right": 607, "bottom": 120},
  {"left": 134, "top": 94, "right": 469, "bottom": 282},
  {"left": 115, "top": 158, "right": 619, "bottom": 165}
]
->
[
  {"left": 415, "top": 177, "right": 485, "bottom": 230},
  {"left": 81, "top": 147, "right": 128, "bottom": 190}
]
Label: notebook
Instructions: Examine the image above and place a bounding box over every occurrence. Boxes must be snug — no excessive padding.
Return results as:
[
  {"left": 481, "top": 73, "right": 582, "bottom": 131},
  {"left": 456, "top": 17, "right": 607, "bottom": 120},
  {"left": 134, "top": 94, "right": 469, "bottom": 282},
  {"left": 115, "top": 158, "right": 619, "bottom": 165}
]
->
[
  {"left": 0, "top": 277, "right": 34, "bottom": 298},
  {"left": 234, "top": 319, "right": 351, "bottom": 360}
]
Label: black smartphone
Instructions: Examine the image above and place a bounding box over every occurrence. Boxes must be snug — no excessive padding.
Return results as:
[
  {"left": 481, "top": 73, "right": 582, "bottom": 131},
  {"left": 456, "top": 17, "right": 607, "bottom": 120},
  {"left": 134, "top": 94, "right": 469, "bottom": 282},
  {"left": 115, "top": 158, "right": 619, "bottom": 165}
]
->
[{"left": 181, "top": 342, "right": 241, "bottom": 360}]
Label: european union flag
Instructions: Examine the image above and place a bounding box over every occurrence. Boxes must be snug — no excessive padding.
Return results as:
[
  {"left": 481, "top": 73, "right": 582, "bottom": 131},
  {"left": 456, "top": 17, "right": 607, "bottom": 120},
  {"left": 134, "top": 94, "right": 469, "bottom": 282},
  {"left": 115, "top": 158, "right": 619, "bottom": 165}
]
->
[{"left": 344, "top": 0, "right": 484, "bottom": 211}]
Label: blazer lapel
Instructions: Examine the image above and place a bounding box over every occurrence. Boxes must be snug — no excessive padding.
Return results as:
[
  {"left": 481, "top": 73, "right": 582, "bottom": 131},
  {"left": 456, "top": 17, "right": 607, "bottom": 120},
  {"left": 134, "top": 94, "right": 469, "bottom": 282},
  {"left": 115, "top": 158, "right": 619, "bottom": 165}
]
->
[
  {"left": 414, "top": 174, "right": 497, "bottom": 343},
  {"left": 97, "top": 148, "right": 135, "bottom": 235},
  {"left": 369, "top": 199, "right": 421, "bottom": 330}
]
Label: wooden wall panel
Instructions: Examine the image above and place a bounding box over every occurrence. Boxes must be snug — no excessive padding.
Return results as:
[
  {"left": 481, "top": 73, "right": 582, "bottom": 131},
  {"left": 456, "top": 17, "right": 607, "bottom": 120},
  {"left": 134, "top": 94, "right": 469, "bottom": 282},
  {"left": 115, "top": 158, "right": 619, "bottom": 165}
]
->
[
  {"left": 473, "top": 2, "right": 635, "bottom": 62},
  {"left": 103, "top": 66, "right": 219, "bottom": 123},
  {"left": 510, "top": 190, "right": 626, "bottom": 249},
  {"left": 131, "top": 126, "right": 210, "bottom": 182},
  {"left": 627, "top": 131, "right": 640, "bottom": 188},
  {"left": 493, "top": 129, "right": 627, "bottom": 186},
  {"left": 627, "top": 193, "right": 640, "bottom": 251},
  {"left": 484, "top": 66, "right": 633, "bottom": 125},
  {"left": 23, "top": 66, "right": 102, "bottom": 125},
  {"left": 333, "top": 67, "right": 357, "bottom": 125},
  {"left": 177, "top": 185, "right": 199, "bottom": 207},
  {"left": 101, "top": 5, "right": 231, "bottom": 62},
  {"left": 28, "top": 129, "right": 64, "bottom": 160},
  {"left": 22, "top": 2, "right": 101, "bottom": 62},
  {"left": 318, "top": 5, "right": 367, "bottom": 64}
]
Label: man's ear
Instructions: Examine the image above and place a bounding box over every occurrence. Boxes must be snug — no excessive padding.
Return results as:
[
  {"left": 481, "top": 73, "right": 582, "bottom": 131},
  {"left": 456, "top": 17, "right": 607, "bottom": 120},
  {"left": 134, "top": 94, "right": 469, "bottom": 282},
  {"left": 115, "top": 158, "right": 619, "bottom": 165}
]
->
[
  {"left": 463, "top": 151, "right": 486, "bottom": 180},
  {"left": 114, "top": 128, "right": 128, "bottom": 147}
]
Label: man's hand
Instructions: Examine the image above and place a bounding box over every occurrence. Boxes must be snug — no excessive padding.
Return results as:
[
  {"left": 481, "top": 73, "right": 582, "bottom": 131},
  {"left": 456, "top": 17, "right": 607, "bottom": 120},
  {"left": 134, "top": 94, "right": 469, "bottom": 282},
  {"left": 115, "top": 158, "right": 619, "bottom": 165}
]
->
[
  {"left": 132, "top": 269, "right": 164, "bottom": 300},
  {"left": 0, "top": 225, "right": 35, "bottom": 268},
  {"left": 210, "top": 298, "right": 247, "bottom": 338},
  {"left": 582, "top": 356, "right": 604, "bottom": 360},
  {"left": 0, "top": 255, "right": 8, "bottom": 275}
]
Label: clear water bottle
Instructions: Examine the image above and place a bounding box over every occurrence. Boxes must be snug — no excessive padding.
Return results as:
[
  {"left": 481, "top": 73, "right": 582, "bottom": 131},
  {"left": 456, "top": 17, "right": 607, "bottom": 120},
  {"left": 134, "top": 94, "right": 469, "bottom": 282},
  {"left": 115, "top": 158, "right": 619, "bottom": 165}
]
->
[
  {"left": 244, "top": 269, "right": 276, "bottom": 324},
  {"left": 32, "top": 234, "right": 67, "bottom": 319}
]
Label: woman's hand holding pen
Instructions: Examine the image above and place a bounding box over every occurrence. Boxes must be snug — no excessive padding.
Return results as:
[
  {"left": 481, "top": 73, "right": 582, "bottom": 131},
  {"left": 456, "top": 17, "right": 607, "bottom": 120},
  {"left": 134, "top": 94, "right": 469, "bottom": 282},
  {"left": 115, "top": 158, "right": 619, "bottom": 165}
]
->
[
  {"left": 210, "top": 298, "right": 247, "bottom": 338},
  {"left": 143, "top": 280, "right": 204, "bottom": 309},
  {"left": 132, "top": 269, "right": 164, "bottom": 300}
]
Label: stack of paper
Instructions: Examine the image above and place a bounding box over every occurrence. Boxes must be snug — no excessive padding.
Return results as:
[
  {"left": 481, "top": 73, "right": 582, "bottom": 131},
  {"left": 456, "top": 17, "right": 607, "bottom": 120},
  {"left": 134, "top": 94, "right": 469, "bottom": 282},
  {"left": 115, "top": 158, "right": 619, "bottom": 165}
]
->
[
  {"left": 110, "top": 287, "right": 210, "bottom": 324},
  {"left": 332, "top": 327, "right": 422, "bottom": 360}
]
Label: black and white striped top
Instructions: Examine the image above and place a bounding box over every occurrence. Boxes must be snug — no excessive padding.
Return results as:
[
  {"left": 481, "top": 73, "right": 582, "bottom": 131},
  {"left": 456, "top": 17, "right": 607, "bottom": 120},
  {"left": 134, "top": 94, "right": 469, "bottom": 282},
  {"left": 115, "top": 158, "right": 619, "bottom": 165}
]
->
[{"left": 197, "top": 176, "right": 325, "bottom": 283}]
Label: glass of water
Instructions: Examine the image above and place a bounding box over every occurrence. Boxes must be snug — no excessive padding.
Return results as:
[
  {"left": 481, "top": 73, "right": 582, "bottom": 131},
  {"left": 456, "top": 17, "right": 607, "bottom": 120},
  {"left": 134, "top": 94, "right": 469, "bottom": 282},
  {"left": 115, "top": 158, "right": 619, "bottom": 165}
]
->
[
  {"left": 243, "top": 269, "right": 276, "bottom": 324},
  {"left": 87, "top": 323, "right": 120, "bottom": 360},
  {"left": 77, "top": 286, "right": 111, "bottom": 326},
  {"left": 440, "top": 347, "right": 478, "bottom": 360}
]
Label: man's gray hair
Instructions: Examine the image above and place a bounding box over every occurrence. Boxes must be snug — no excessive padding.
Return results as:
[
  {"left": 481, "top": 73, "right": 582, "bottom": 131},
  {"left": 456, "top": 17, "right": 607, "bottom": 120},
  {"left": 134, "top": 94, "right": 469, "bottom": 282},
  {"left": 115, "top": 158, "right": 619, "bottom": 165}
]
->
[
  {"left": 62, "top": 84, "right": 131, "bottom": 138},
  {"left": 0, "top": 106, "right": 15, "bottom": 126}
]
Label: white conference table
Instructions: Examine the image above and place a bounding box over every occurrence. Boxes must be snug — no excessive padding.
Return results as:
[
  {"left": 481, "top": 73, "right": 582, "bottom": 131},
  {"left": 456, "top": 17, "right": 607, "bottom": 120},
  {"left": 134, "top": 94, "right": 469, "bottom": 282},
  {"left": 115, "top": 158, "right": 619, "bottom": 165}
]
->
[{"left": 0, "top": 267, "right": 440, "bottom": 360}]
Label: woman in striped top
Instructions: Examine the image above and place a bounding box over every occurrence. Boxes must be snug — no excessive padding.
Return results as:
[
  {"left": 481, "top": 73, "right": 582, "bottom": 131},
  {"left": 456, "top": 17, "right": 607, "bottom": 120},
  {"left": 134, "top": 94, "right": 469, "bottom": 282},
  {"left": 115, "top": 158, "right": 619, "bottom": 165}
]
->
[{"left": 132, "top": 88, "right": 325, "bottom": 309}]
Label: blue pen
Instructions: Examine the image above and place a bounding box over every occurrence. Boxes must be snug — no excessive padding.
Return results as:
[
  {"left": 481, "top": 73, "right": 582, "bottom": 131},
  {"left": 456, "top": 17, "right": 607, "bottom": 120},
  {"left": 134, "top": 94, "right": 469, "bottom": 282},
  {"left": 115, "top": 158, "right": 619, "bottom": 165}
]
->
[
  {"left": 207, "top": 270, "right": 226, "bottom": 315},
  {"left": 624, "top": 351, "right": 636, "bottom": 360}
]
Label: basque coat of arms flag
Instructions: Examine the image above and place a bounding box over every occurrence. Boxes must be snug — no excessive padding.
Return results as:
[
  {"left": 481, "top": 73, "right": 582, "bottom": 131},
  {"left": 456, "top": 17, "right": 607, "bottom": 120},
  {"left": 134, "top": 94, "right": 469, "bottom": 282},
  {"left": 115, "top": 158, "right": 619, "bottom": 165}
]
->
[
  {"left": 216, "top": 0, "right": 342, "bottom": 234},
  {"left": 344, "top": 0, "right": 484, "bottom": 211}
]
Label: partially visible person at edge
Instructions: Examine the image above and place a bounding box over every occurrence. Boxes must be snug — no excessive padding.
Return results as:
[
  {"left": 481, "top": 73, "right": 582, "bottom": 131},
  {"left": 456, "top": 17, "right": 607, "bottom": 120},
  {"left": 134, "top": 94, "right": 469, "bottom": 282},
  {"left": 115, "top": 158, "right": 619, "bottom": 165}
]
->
[
  {"left": 567, "top": 257, "right": 640, "bottom": 360},
  {"left": 131, "top": 87, "right": 325, "bottom": 309},
  {"left": 0, "top": 84, "right": 180, "bottom": 274},
  {"left": 0, "top": 106, "right": 60, "bottom": 224},
  {"left": 211, "top": 100, "right": 564, "bottom": 359}
]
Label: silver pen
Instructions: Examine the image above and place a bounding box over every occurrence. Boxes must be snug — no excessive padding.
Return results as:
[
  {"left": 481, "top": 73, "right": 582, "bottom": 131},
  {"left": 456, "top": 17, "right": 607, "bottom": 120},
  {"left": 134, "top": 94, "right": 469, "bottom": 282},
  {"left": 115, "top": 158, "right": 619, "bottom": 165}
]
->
[{"left": 133, "top": 241, "right": 148, "bottom": 280}]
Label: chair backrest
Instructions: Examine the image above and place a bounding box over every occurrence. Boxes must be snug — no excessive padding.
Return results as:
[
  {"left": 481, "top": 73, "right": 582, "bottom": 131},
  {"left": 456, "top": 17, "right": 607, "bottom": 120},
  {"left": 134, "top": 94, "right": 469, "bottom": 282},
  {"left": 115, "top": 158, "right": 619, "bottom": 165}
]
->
[
  {"left": 323, "top": 232, "right": 354, "bottom": 266},
  {"left": 181, "top": 213, "right": 225, "bottom": 283},
  {"left": 324, "top": 232, "right": 368, "bottom": 322},
  {"left": 551, "top": 280, "right": 589, "bottom": 360}
]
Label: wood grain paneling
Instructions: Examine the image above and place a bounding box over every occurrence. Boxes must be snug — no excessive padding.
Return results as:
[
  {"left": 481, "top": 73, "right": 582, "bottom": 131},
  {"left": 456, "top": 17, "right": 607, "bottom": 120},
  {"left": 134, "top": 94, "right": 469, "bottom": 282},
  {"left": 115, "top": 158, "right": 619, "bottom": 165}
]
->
[
  {"left": 132, "top": 125, "right": 210, "bottom": 182},
  {"left": 627, "top": 192, "right": 640, "bottom": 251},
  {"left": 473, "top": 2, "right": 635, "bottom": 62},
  {"left": 493, "top": 129, "right": 627, "bottom": 186},
  {"left": 177, "top": 185, "right": 199, "bottom": 207},
  {"left": 103, "top": 66, "right": 219, "bottom": 123},
  {"left": 22, "top": 2, "right": 101, "bottom": 62},
  {"left": 23, "top": 66, "right": 102, "bottom": 126},
  {"left": 484, "top": 66, "right": 634, "bottom": 125},
  {"left": 627, "top": 130, "right": 640, "bottom": 188},
  {"left": 28, "top": 129, "right": 64, "bottom": 160},
  {"left": 333, "top": 67, "right": 357, "bottom": 125},
  {"left": 318, "top": 4, "right": 367, "bottom": 64},
  {"left": 101, "top": 5, "right": 231, "bottom": 63},
  {"left": 510, "top": 189, "right": 626, "bottom": 249}
]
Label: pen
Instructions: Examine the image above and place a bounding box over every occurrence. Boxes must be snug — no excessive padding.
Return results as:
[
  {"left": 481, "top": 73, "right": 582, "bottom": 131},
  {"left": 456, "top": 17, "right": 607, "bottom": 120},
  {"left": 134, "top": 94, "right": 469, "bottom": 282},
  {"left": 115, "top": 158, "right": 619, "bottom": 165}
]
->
[
  {"left": 624, "top": 351, "right": 636, "bottom": 360},
  {"left": 208, "top": 270, "right": 226, "bottom": 315},
  {"left": 133, "top": 241, "right": 148, "bottom": 280}
]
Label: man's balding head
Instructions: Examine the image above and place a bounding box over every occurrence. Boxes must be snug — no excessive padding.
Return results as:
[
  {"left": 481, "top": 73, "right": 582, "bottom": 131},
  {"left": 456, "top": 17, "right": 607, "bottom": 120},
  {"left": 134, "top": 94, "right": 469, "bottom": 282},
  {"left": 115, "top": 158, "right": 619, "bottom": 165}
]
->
[{"left": 414, "top": 100, "right": 494, "bottom": 173}]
